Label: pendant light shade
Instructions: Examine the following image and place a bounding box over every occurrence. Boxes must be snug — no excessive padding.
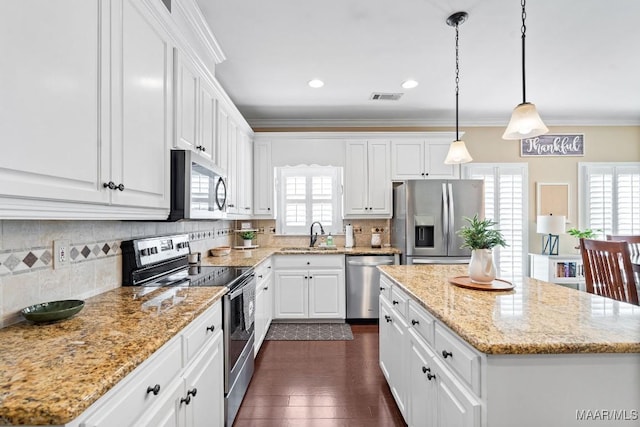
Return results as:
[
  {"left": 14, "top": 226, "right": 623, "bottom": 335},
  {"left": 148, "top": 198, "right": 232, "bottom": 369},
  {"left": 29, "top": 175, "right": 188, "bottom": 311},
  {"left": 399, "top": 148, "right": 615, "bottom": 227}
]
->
[
  {"left": 444, "top": 11, "right": 472, "bottom": 165},
  {"left": 503, "top": 0, "right": 548, "bottom": 140},
  {"left": 502, "top": 102, "right": 548, "bottom": 140}
]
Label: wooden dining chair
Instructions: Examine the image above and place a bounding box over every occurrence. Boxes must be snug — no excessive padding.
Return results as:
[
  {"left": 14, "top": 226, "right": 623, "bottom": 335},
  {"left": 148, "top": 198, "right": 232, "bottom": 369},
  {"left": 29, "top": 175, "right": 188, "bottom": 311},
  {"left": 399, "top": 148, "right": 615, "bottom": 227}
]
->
[
  {"left": 580, "top": 238, "right": 639, "bottom": 305},
  {"left": 606, "top": 234, "right": 640, "bottom": 257}
]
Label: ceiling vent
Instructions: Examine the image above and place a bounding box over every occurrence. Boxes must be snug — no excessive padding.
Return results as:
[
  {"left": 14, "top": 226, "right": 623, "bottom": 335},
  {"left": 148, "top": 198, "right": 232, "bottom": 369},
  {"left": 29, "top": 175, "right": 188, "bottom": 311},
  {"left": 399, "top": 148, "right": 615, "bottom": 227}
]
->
[{"left": 370, "top": 92, "right": 403, "bottom": 101}]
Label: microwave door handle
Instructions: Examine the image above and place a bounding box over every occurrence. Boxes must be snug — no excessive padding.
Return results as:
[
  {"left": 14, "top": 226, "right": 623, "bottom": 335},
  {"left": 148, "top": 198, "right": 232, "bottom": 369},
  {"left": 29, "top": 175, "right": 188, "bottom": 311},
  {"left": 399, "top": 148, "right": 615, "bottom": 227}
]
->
[
  {"left": 448, "top": 183, "right": 455, "bottom": 254},
  {"left": 442, "top": 182, "right": 449, "bottom": 250}
]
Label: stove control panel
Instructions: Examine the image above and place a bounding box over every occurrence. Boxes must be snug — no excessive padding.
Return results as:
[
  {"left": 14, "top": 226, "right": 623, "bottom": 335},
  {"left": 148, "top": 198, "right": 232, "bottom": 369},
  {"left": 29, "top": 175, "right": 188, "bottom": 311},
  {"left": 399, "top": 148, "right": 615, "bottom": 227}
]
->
[{"left": 135, "top": 234, "right": 190, "bottom": 267}]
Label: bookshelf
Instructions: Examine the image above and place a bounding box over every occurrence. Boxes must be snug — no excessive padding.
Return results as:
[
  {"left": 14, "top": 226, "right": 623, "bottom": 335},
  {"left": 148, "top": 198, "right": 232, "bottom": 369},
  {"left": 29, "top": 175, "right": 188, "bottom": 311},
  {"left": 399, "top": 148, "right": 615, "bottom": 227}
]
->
[{"left": 529, "top": 253, "right": 585, "bottom": 291}]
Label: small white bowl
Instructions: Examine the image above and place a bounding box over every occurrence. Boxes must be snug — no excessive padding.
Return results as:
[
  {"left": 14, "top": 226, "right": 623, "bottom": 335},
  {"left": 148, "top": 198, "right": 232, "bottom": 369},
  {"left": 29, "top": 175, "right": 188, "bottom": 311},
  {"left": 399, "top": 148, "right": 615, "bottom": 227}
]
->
[{"left": 210, "top": 246, "right": 231, "bottom": 257}]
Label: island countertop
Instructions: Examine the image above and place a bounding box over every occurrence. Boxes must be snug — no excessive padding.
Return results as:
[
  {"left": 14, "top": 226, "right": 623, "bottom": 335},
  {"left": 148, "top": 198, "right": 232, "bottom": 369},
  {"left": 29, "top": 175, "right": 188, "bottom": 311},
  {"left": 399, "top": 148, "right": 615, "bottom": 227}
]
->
[
  {"left": 0, "top": 286, "right": 226, "bottom": 426},
  {"left": 379, "top": 264, "right": 640, "bottom": 355}
]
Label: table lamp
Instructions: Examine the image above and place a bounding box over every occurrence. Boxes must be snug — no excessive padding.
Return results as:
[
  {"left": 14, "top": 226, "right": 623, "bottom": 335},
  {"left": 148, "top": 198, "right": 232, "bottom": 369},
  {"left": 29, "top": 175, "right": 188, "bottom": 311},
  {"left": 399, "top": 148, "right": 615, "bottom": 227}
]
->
[{"left": 537, "top": 215, "right": 566, "bottom": 255}]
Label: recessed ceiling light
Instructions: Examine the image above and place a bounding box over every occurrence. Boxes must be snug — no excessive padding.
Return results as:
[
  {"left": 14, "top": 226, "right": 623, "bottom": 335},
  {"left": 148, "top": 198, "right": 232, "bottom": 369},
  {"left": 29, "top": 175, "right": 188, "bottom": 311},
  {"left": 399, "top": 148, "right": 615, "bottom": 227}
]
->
[
  {"left": 308, "top": 79, "right": 324, "bottom": 88},
  {"left": 402, "top": 79, "right": 419, "bottom": 89}
]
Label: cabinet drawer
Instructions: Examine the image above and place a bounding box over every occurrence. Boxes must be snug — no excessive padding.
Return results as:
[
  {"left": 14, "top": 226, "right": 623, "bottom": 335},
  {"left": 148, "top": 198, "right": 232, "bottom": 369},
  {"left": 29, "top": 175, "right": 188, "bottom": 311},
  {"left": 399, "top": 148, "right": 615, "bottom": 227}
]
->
[
  {"left": 390, "top": 285, "right": 410, "bottom": 320},
  {"left": 434, "top": 323, "right": 481, "bottom": 395},
  {"left": 408, "top": 301, "right": 435, "bottom": 346},
  {"left": 274, "top": 254, "right": 344, "bottom": 269},
  {"left": 81, "top": 338, "right": 182, "bottom": 427},
  {"left": 182, "top": 301, "right": 222, "bottom": 364},
  {"left": 379, "top": 274, "right": 393, "bottom": 301},
  {"left": 255, "top": 257, "right": 272, "bottom": 285}
]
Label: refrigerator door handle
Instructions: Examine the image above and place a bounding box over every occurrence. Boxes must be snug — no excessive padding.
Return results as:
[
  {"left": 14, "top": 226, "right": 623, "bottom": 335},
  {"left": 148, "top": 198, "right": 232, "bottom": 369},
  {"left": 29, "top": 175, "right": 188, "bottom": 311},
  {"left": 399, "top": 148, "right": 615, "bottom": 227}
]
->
[
  {"left": 448, "top": 183, "right": 455, "bottom": 254},
  {"left": 442, "top": 182, "right": 449, "bottom": 250}
]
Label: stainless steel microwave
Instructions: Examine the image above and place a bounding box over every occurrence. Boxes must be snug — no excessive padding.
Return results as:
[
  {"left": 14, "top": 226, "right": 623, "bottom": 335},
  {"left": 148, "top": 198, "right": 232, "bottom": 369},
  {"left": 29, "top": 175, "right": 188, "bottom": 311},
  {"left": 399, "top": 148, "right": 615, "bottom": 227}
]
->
[{"left": 168, "top": 150, "right": 227, "bottom": 221}]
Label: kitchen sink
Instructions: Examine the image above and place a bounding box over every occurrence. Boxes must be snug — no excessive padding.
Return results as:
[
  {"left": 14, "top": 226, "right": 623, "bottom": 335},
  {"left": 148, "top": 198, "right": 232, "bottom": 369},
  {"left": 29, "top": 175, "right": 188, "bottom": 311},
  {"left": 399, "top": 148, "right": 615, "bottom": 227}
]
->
[{"left": 279, "top": 246, "right": 339, "bottom": 251}]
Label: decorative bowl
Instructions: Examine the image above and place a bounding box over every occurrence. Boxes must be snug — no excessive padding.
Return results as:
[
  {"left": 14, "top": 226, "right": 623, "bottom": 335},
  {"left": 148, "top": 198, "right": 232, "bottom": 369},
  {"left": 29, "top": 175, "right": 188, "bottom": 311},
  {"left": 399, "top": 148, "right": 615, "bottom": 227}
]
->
[
  {"left": 21, "top": 300, "right": 85, "bottom": 323},
  {"left": 210, "top": 246, "right": 232, "bottom": 257}
]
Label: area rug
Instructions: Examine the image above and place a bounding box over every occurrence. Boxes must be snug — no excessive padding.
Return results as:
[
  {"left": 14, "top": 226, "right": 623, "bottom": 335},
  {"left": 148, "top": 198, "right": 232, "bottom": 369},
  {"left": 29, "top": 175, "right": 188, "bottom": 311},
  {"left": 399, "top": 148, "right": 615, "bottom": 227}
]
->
[{"left": 265, "top": 323, "right": 353, "bottom": 341}]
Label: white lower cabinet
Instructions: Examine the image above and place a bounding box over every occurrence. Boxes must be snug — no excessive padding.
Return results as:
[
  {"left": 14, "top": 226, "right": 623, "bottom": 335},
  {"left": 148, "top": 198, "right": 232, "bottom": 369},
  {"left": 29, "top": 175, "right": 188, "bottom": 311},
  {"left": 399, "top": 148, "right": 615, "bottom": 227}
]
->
[
  {"left": 381, "top": 280, "right": 480, "bottom": 427},
  {"left": 273, "top": 255, "right": 345, "bottom": 320},
  {"left": 80, "top": 301, "right": 224, "bottom": 427},
  {"left": 254, "top": 258, "right": 274, "bottom": 356}
]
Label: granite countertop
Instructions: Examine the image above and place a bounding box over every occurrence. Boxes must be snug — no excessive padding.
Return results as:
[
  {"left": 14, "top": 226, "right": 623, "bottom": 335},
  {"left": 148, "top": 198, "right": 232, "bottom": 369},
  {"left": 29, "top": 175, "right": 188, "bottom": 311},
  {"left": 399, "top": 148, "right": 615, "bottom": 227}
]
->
[
  {"left": 0, "top": 286, "right": 226, "bottom": 426},
  {"left": 202, "top": 246, "right": 401, "bottom": 267},
  {"left": 379, "top": 264, "right": 640, "bottom": 355}
]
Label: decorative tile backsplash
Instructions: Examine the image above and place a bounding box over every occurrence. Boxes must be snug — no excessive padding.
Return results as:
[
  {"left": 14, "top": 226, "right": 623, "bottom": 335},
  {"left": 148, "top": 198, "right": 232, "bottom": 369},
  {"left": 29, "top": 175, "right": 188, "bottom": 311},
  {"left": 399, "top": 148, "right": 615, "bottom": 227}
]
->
[{"left": 0, "top": 220, "right": 233, "bottom": 327}]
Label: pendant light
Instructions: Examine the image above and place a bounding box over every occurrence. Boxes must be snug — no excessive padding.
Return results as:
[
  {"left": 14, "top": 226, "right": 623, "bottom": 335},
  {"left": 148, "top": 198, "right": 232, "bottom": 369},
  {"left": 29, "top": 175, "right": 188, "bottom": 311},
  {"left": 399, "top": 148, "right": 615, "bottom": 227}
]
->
[
  {"left": 502, "top": 0, "right": 548, "bottom": 140},
  {"left": 444, "top": 12, "right": 473, "bottom": 165}
]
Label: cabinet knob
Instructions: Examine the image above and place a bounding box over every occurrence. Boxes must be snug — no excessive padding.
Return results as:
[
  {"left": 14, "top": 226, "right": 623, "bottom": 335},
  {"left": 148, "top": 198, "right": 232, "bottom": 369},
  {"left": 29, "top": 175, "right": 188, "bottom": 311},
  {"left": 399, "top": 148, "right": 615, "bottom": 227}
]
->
[
  {"left": 206, "top": 325, "right": 215, "bottom": 332},
  {"left": 228, "top": 204, "right": 235, "bottom": 208},
  {"left": 117, "top": 183, "right": 125, "bottom": 191},
  {"left": 442, "top": 350, "right": 453, "bottom": 359},
  {"left": 427, "top": 373, "right": 436, "bottom": 381},
  {"left": 425, "top": 172, "right": 429, "bottom": 176},
  {"left": 146, "top": 384, "right": 161, "bottom": 395},
  {"left": 421, "top": 366, "right": 430, "bottom": 374},
  {"left": 264, "top": 286, "right": 268, "bottom": 290},
  {"left": 306, "top": 261, "right": 310, "bottom": 265},
  {"left": 421, "top": 173, "right": 425, "bottom": 176},
  {"left": 180, "top": 395, "right": 191, "bottom": 405},
  {"left": 411, "top": 319, "right": 419, "bottom": 326},
  {"left": 103, "top": 181, "right": 116, "bottom": 190},
  {"left": 379, "top": 287, "right": 385, "bottom": 291},
  {"left": 187, "top": 388, "right": 198, "bottom": 397},
  {"left": 201, "top": 147, "right": 206, "bottom": 152},
  {"left": 384, "top": 315, "right": 392, "bottom": 323},
  {"left": 258, "top": 275, "right": 263, "bottom": 278},
  {"left": 392, "top": 300, "right": 399, "bottom": 305},
  {"left": 309, "top": 276, "right": 313, "bottom": 279},
  {"left": 304, "top": 276, "right": 308, "bottom": 279},
  {"left": 267, "top": 207, "right": 271, "bottom": 211}
]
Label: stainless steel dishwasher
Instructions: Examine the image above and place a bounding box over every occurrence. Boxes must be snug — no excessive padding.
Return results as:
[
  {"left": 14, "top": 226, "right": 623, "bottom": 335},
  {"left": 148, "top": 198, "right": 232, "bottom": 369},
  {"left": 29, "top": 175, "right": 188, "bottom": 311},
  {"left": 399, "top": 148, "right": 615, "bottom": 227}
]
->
[{"left": 346, "top": 255, "right": 397, "bottom": 320}]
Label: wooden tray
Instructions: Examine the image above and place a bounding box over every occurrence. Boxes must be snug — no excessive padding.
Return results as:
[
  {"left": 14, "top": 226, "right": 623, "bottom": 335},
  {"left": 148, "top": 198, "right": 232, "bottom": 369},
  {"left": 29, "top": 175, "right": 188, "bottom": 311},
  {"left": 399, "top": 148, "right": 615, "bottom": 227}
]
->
[{"left": 449, "top": 276, "right": 514, "bottom": 291}]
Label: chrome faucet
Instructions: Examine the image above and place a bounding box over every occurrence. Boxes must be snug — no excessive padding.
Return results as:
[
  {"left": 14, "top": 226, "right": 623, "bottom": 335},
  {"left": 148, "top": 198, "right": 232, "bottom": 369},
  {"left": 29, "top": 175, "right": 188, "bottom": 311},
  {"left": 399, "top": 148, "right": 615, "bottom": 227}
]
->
[{"left": 309, "top": 221, "right": 325, "bottom": 247}]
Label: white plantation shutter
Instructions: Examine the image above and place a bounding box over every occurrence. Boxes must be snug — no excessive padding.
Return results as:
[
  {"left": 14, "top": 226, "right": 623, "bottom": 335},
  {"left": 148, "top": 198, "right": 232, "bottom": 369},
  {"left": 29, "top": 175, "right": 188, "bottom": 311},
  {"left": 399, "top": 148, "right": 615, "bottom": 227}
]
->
[
  {"left": 579, "top": 163, "right": 640, "bottom": 235},
  {"left": 276, "top": 166, "right": 342, "bottom": 235},
  {"left": 462, "top": 163, "right": 529, "bottom": 278}
]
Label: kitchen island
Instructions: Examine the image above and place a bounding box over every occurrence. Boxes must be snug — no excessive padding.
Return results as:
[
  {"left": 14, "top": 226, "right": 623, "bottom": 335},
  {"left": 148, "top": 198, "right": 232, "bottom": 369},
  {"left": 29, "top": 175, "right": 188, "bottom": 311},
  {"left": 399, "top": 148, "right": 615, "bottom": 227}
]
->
[{"left": 378, "top": 264, "right": 640, "bottom": 427}]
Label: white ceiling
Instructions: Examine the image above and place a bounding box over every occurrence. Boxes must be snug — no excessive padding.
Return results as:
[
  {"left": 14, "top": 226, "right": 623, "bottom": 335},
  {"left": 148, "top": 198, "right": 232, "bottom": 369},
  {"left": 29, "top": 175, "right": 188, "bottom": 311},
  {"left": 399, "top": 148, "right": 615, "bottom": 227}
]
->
[{"left": 195, "top": 0, "right": 640, "bottom": 128}]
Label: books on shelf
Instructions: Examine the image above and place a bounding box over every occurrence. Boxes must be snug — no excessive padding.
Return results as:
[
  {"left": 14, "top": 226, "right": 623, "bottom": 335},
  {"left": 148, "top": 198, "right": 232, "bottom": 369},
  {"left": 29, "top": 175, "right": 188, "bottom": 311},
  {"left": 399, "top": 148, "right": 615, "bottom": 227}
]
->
[{"left": 555, "top": 261, "right": 584, "bottom": 278}]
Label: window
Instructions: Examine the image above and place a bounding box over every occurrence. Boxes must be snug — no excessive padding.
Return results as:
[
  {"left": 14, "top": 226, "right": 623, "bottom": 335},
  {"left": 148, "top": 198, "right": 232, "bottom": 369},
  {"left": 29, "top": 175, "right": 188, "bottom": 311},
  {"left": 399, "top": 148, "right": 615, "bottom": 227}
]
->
[
  {"left": 462, "top": 163, "right": 529, "bottom": 278},
  {"left": 578, "top": 162, "right": 640, "bottom": 236},
  {"left": 276, "top": 166, "right": 343, "bottom": 235}
]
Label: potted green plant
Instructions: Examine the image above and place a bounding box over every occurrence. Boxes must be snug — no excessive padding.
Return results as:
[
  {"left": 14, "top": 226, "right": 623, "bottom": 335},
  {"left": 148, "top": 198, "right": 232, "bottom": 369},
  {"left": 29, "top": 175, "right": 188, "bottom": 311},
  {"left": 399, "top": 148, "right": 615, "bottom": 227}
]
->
[
  {"left": 457, "top": 214, "right": 507, "bottom": 284},
  {"left": 240, "top": 230, "right": 255, "bottom": 247},
  {"left": 566, "top": 227, "right": 601, "bottom": 250}
]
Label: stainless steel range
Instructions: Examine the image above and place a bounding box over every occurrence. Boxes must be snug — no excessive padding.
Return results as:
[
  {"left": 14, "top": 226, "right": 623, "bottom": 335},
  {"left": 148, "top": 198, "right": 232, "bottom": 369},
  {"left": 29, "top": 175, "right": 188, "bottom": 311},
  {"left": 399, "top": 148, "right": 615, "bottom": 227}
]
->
[{"left": 121, "top": 234, "right": 255, "bottom": 427}]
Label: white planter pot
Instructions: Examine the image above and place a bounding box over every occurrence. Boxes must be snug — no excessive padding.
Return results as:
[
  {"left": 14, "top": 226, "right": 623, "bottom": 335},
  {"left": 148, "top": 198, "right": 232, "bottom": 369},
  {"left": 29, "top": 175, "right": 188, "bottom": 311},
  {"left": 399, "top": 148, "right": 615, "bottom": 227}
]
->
[
  {"left": 243, "top": 239, "right": 253, "bottom": 247},
  {"left": 468, "top": 249, "right": 496, "bottom": 284}
]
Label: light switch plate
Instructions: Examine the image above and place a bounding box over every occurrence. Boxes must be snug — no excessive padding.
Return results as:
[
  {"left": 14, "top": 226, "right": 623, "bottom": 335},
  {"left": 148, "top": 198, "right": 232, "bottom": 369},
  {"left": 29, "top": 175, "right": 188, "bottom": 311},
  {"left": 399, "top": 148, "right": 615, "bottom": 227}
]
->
[{"left": 53, "top": 239, "right": 70, "bottom": 269}]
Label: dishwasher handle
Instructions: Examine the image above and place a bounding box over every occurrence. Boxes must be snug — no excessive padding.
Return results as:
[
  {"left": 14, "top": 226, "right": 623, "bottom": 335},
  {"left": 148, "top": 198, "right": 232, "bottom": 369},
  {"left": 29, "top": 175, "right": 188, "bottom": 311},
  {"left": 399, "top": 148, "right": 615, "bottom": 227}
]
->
[{"left": 347, "top": 260, "right": 395, "bottom": 267}]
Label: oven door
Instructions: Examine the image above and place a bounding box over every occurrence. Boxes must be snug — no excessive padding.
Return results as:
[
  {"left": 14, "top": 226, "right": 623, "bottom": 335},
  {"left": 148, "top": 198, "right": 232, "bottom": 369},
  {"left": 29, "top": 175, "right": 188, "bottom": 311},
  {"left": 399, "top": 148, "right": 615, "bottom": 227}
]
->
[{"left": 223, "top": 274, "right": 255, "bottom": 391}]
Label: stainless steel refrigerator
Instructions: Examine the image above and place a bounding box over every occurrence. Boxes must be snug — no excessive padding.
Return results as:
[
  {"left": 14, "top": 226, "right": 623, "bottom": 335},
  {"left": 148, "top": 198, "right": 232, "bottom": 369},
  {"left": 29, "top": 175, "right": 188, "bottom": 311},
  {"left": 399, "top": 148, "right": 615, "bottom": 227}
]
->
[{"left": 392, "top": 180, "right": 484, "bottom": 265}]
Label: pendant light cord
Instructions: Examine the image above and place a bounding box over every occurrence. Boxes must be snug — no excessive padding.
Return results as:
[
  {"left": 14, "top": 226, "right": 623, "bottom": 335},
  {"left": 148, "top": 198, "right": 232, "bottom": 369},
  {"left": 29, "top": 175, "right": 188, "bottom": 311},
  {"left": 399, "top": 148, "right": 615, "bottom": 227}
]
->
[
  {"left": 455, "top": 21, "right": 460, "bottom": 141},
  {"left": 521, "top": 0, "right": 527, "bottom": 103}
]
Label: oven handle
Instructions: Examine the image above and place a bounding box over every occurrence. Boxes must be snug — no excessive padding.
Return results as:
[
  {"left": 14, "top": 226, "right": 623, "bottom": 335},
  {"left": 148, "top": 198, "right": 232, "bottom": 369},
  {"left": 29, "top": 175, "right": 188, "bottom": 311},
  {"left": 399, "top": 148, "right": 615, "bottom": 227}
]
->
[{"left": 227, "top": 277, "right": 255, "bottom": 299}]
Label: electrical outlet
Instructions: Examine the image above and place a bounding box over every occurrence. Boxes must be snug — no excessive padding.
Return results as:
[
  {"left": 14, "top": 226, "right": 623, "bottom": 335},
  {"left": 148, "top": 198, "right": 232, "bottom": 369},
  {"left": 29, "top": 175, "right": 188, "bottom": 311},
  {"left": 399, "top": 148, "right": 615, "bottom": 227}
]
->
[{"left": 53, "top": 239, "right": 70, "bottom": 269}]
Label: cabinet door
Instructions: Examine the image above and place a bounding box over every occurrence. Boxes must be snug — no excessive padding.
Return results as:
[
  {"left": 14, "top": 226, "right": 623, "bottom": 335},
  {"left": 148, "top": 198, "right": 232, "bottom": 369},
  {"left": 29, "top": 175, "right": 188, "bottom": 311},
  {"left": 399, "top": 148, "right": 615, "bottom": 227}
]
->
[
  {"left": 424, "top": 142, "right": 460, "bottom": 179},
  {"left": 0, "top": 1, "right": 108, "bottom": 204},
  {"left": 274, "top": 270, "right": 308, "bottom": 319},
  {"left": 391, "top": 140, "right": 425, "bottom": 180},
  {"left": 389, "top": 310, "right": 409, "bottom": 420},
  {"left": 379, "top": 297, "right": 393, "bottom": 381},
  {"left": 184, "top": 332, "right": 224, "bottom": 427},
  {"left": 367, "top": 140, "right": 392, "bottom": 216},
  {"left": 238, "top": 131, "right": 253, "bottom": 215},
  {"left": 408, "top": 333, "right": 437, "bottom": 427},
  {"left": 344, "top": 141, "right": 369, "bottom": 216},
  {"left": 216, "top": 106, "right": 229, "bottom": 175},
  {"left": 136, "top": 380, "right": 183, "bottom": 427},
  {"left": 199, "top": 79, "right": 217, "bottom": 163},
  {"left": 254, "top": 284, "right": 266, "bottom": 356},
  {"left": 110, "top": 0, "right": 171, "bottom": 209},
  {"left": 434, "top": 356, "right": 481, "bottom": 427},
  {"left": 226, "top": 119, "right": 238, "bottom": 214},
  {"left": 253, "top": 140, "right": 274, "bottom": 216},
  {"left": 308, "top": 269, "right": 345, "bottom": 319},
  {"left": 174, "top": 50, "right": 198, "bottom": 152}
]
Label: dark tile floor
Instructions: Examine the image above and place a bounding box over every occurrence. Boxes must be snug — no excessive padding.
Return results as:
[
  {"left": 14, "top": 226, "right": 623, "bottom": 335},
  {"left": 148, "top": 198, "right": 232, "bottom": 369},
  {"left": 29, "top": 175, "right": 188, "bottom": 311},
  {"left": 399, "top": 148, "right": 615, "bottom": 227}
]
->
[{"left": 234, "top": 324, "right": 407, "bottom": 427}]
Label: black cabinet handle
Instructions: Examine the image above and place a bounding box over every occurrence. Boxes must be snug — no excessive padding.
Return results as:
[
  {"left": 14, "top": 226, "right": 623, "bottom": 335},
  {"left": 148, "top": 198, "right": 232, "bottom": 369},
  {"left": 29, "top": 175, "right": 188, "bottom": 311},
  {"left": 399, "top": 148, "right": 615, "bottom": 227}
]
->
[
  {"left": 411, "top": 319, "right": 419, "bottom": 325},
  {"left": 180, "top": 395, "right": 191, "bottom": 405},
  {"left": 392, "top": 300, "right": 399, "bottom": 305},
  {"left": 427, "top": 373, "right": 436, "bottom": 381},
  {"left": 146, "top": 384, "right": 161, "bottom": 395},
  {"left": 103, "top": 181, "right": 116, "bottom": 190},
  {"left": 384, "top": 315, "right": 392, "bottom": 323},
  {"left": 380, "top": 287, "right": 385, "bottom": 291},
  {"left": 206, "top": 325, "right": 215, "bottom": 332},
  {"left": 422, "top": 366, "right": 430, "bottom": 374},
  {"left": 442, "top": 350, "right": 453, "bottom": 359},
  {"left": 258, "top": 275, "right": 263, "bottom": 278},
  {"left": 425, "top": 172, "right": 429, "bottom": 176},
  {"left": 264, "top": 286, "right": 268, "bottom": 290},
  {"left": 187, "top": 388, "right": 197, "bottom": 397},
  {"left": 117, "top": 183, "right": 125, "bottom": 191},
  {"left": 304, "top": 276, "right": 308, "bottom": 279},
  {"left": 309, "top": 276, "right": 313, "bottom": 279},
  {"left": 306, "top": 261, "right": 310, "bottom": 265},
  {"left": 267, "top": 207, "right": 271, "bottom": 211}
]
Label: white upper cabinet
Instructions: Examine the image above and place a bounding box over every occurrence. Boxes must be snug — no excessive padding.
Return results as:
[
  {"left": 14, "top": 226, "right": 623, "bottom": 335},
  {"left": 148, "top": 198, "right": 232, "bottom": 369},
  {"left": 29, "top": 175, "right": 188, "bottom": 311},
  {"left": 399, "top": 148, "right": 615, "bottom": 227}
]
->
[
  {"left": 391, "top": 138, "right": 460, "bottom": 180},
  {"left": 0, "top": 0, "right": 172, "bottom": 219},
  {"left": 344, "top": 140, "right": 392, "bottom": 218},
  {"left": 253, "top": 139, "right": 274, "bottom": 217}
]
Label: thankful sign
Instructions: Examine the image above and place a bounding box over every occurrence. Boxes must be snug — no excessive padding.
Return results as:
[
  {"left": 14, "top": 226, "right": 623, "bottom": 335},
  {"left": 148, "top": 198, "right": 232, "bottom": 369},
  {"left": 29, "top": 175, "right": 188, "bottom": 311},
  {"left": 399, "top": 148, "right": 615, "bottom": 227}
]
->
[{"left": 520, "top": 134, "right": 585, "bottom": 157}]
